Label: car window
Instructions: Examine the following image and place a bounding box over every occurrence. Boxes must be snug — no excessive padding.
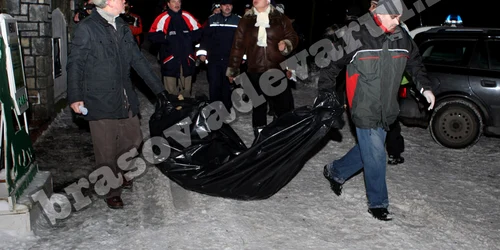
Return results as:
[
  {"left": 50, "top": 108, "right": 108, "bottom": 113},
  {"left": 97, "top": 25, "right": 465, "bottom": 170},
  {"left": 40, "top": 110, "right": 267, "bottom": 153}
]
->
[
  {"left": 421, "top": 40, "right": 475, "bottom": 67},
  {"left": 487, "top": 41, "right": 500, "bottom": 70},
  {"left": 471, "top": 41, "right": 489, "bottom": 70},
  {"left": 472, "top": 40, "right": 500, "bottom": 70}
]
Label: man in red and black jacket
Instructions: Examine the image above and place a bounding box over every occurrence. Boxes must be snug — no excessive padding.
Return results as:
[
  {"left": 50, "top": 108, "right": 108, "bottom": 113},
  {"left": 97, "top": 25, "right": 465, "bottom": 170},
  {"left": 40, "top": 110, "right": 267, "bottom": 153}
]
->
[
  {"left": 320, "top": 0, "right": 436, "bottom": 221},
  {"left": 148, "top": 0, "right": 201, "bottom": 97}
]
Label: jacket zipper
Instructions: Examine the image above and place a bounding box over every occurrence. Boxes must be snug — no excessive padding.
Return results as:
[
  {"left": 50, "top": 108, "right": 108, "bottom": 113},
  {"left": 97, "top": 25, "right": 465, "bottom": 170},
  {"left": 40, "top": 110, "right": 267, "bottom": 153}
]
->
[
  {"left": 264, "top": 46, "right": 268, "bottom": 71},
  {"left": 111, "top": 24, "right": 129, "bottom": 116},
  {"left": 380, "top": 39, "right": 389, "bottom": 130}
]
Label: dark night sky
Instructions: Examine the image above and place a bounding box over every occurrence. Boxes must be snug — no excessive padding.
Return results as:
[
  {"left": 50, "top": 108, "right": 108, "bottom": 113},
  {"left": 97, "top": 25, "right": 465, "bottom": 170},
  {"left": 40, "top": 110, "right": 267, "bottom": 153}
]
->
[{"left": 130, "top": 0, "right": 497, "bottom": 46}]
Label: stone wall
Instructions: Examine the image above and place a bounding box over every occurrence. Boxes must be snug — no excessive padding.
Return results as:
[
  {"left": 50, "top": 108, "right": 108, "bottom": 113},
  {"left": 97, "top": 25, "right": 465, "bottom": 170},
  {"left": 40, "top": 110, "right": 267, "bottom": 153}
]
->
[
  {"left": 5, "top": 0, "right": 72, "bottom": 125},
  {"left": 51, "top": 0, "right": 72, "bottom": 25},
  {"left": 1, "top": 0, "right": 7, "bottom": 13}
]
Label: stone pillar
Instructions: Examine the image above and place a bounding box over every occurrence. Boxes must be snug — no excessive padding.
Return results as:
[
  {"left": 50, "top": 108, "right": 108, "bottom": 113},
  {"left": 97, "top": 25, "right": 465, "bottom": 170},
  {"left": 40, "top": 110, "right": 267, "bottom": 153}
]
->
[
  {"left": 6, "top": 0, "right": 54, "bottom": 124},
  {"left": 1, "top": 0, "right": 7, "bottom": 13}
]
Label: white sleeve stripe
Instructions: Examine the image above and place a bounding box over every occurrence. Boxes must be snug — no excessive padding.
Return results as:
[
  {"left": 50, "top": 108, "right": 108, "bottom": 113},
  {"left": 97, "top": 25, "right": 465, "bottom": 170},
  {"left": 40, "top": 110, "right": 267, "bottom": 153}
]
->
[
  {"left": 209, "top": 24, "right": 238, "bottom": 28},
  {"left": 155, "top": 14, "right": 169, "bottom": 32},
  {"left": 183, "top": 13, "right": 200, "bottom": 31},
  {"left": 196, "top": 50, "right": 207, "bottom": 56}
]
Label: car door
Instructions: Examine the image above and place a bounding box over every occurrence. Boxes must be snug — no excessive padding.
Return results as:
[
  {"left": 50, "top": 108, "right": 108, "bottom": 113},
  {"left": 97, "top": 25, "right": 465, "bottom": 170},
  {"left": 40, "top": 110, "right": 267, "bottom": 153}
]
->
[
  {"left": 469, "top": 40, "right": 500, "bottom": 128},
  {"left": 419, "top": 39, "right": 477, "bottom": 97}
]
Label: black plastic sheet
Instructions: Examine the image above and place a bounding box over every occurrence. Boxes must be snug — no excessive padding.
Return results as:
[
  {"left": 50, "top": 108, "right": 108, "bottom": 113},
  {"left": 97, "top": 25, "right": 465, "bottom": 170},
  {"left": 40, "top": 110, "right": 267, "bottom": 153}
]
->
[
  {"left": 149, "top": 92, "right": 344, "bottom": 200},
  {"left": 398, "top": 83, "right": 431, "bottom": 127}
]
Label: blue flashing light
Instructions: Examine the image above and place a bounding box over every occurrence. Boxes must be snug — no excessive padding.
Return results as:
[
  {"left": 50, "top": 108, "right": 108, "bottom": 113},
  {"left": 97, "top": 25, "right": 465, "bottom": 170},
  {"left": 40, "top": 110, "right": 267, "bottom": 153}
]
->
[{"left": 444, "top": 14, "right": 463, "bottom": 26}]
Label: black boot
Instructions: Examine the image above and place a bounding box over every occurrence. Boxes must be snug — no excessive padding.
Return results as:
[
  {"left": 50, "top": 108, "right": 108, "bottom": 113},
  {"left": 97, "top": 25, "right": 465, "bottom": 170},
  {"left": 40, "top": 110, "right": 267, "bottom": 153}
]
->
[
  {"left": 323, "top": 165, "right": 342, "bottom": 196},
  {"left": 368, "top": 208, "right": 393, "bottom": 221},
  {"left": 388, "top": 155, "right": 405, "bottom": 165}
]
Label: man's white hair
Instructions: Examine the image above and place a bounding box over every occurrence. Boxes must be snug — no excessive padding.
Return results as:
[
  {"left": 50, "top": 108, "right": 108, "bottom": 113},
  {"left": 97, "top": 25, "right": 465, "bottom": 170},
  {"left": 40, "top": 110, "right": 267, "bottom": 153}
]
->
[{"left": 92, "top": 0, "right": 108, "bottom": 8}]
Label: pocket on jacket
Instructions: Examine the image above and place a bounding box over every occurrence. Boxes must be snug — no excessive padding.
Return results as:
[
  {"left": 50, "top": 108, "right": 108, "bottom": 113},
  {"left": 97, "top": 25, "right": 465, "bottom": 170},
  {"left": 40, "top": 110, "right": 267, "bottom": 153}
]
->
[
  {"left": 355, "top": 55, "right": 380, "bottom": 76},
  {"left": 85, "top": 80, "right": 117, "bottom": 92},
  {"left": 85, "top": 90, "right": 121, "bottom": 114},
  {"left": 161, "top": 55, "right": 176, "bottom": 72},
  {"left": 390, "top": 54, "right": 408, "bottom": 79},
  {"left": 94, "top": 38, "right": 115, "bottom": 59},
  {"left": 84, "top": 80, "right": 121, "bottom": 113}
]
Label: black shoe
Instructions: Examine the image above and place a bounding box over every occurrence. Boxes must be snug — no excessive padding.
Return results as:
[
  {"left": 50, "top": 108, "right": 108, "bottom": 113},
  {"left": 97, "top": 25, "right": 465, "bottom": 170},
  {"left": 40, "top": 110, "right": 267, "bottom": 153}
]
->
[
  {"left": 105, "top": 196, "right": 124, "bottom": 209},
  {"left": 387, "top": 155, "right": 405, "bottom": 165},
  {"left": 323, "top": 165, "right": 342, "bottom": 196},
  {"left": 122, "top": 178, "right": 133, "bottom": 190},
  {"left": 368, "top": 208, "right": 392, "bottom": 221},
  {"left": 121, "top": 172, "right": 133, "bottom": 189}
]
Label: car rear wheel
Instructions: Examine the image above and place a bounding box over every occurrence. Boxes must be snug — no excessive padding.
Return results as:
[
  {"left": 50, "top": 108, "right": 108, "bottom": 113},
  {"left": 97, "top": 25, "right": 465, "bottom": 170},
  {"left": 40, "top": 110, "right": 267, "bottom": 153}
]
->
[{"left": 429, "top": 99, "right": 482, "bottom": 149}]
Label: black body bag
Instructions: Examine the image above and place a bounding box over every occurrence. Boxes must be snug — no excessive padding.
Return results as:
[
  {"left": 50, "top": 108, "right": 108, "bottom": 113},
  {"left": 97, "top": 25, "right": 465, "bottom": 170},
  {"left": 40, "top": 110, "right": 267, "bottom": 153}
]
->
[{"left": 149, "top": 92, "right": 344, "bottom": 200}]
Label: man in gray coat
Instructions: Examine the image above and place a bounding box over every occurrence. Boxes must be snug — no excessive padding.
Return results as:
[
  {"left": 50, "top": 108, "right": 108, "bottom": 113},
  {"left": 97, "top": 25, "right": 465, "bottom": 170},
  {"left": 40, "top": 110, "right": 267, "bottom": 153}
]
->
[{"left": 67, "top": 0, "right": 172, "bottom": 209}]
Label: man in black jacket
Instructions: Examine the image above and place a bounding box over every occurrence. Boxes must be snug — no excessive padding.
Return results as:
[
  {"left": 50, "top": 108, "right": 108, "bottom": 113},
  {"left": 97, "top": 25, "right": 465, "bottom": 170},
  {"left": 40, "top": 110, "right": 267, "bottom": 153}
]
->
[
  {"left": 67, "top": 0, "right": 172, "bottom": 209},
  {"left": 320, "top": 0, "right": 436, "bottom": 220},
  {"left": 197, "top": 0, "right": 240, "bottom": 112}
]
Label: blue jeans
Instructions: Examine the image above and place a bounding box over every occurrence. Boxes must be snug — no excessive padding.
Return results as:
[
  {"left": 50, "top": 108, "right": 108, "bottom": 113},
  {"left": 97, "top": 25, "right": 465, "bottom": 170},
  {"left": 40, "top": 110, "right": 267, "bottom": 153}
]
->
[{"left": 327, "top": 127, "right": 389, "bottom": 208}]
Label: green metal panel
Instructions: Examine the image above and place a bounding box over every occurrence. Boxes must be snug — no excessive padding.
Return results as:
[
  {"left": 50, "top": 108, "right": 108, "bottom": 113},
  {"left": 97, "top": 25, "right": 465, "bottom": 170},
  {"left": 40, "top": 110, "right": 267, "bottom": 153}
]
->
[{"left": 0, "top": 26, "right": 37, "bottom": 205}]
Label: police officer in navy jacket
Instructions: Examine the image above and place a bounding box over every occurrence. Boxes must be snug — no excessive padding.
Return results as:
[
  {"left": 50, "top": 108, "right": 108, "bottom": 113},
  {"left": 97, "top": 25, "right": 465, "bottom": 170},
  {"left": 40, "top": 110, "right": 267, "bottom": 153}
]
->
[{"left": 197, "top": 0, "right": 240, "bottom": 111}]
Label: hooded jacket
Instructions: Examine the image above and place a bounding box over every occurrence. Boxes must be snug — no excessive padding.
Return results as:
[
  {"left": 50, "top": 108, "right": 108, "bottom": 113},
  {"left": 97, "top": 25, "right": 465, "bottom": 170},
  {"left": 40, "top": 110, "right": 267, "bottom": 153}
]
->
[{"left": 318, "top": 14, "right": 434, "bottom": 130}]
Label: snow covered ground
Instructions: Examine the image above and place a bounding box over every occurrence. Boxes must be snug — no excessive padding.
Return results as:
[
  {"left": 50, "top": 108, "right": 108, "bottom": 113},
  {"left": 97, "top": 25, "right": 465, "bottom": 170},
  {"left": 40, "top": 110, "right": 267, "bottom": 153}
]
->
[{"left": 1, "top": 50, "right": 499, "bottom": 250}]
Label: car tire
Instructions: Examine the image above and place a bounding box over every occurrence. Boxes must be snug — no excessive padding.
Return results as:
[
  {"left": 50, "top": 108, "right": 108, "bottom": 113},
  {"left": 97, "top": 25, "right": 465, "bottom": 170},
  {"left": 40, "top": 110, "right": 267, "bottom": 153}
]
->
[{"left": 429, "top": 99, "right": 482, "bottom": 149}]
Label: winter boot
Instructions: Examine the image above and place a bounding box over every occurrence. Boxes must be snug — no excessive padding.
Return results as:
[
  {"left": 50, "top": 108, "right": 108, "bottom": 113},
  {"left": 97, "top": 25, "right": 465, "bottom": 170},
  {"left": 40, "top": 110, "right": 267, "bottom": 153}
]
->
[
  {"left": 368, "top": 208, "right": 393, "bottom": 221},
  {"left": 105, "top": 196, "right": 124, "bottom": 209},
  {"left": 122, "top": 177, "right": 133, "bottom": 190},
  {"left": 323, "top": 164, "right": 342, "bottom": 196},
  {"left": 388, "top": 155, "right": 405, "bottom": 165}
]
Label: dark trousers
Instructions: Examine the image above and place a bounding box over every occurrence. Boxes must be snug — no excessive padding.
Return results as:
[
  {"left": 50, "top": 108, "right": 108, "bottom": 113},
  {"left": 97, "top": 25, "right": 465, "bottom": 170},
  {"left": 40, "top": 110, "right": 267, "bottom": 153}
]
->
[
  {"left": 385, "top": 120, "right": 404, "bottom": 157},
  {"left": 247, "top": 72, "right": 294, "bottom": 128},
  {"left": 89, "top": 112, "right": 142, "bottom": 198},
  {"left": 207, "top": 62, "right": 232, "bottom": 111}
]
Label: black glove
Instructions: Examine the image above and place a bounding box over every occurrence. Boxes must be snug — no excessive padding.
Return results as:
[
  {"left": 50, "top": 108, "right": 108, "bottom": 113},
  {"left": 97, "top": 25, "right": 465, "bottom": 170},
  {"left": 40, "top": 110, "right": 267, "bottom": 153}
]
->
[
  {"left": 408, "top": 84, "right": 431, "bottom": 111},
  {"left": 315, "top": 89, "right": 341, "bottom": 109},
  {"left": 155, "top": 90, "right": 174, "bottom": 114}
]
